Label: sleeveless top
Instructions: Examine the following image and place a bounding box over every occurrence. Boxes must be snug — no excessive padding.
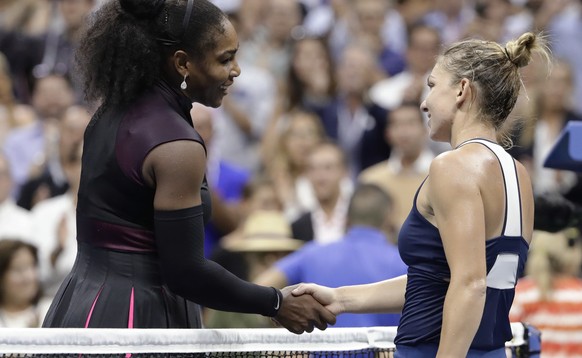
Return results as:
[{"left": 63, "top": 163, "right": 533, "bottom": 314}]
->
[
  {"left": 395, "top": 139, "right": 529, "bottom": 350},
  {"left": 76, "top": 80, "right": 211, "bottom": 253}
]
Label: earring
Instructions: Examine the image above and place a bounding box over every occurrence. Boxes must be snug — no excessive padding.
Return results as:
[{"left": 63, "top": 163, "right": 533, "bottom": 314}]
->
[{"left": 180, "top": 74, "right": 188, "bottom": 90}]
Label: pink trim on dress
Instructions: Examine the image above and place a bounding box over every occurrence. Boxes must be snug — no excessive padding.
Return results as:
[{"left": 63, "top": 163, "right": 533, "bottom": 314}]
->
[
  {"left": 125, "top": 287, "right": 135, "bottom": 358},
  {"left": 84, "top": 286, "right": 104, "bottom": 328},
  {"left": 128, "top": 287, "right": 135, "bottom": 328}
]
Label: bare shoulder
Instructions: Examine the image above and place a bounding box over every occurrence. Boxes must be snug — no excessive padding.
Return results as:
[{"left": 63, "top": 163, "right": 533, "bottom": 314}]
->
[
  {"left": 144, "top": 140, "right": 206, "bottom": 178},
  {"left": 427, "top": 144, "right": 504, "bottom": 202},
  {"left": 429, "top": 148, "right": 480, "bottom": 185},
  {"left": 143, "top": 140, "right": 207, "bottom": 210}
]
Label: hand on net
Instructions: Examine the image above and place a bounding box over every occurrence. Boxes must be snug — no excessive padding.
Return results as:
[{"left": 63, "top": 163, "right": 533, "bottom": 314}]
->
[
  {"left": 274, "top": 285, "right": 336, "bottom": 334},
  {"left": 291, "top": 283, "right": 344, "bottom": 316}
]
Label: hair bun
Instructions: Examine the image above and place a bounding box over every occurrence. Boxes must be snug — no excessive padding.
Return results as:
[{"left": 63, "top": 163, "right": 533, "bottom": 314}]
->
[
  {"left": 505, "top": 32, "right": 540, "bottom": 68},
  {"left": 119, "top": 0, "right": 165, "bottom": 20}
]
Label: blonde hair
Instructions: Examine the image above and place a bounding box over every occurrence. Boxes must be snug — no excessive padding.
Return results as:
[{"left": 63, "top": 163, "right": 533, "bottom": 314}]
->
[
  {"left": 438, "top": 32, "right": 551, "bottom": 147},
  {"left": 526, "top": 229, "right": 582, "bottom": 301}
]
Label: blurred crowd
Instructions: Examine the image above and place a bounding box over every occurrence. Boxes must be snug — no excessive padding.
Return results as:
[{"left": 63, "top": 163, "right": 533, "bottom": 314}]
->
[{"left": 0, "top": 0, "right": 581, "bottom": 353}]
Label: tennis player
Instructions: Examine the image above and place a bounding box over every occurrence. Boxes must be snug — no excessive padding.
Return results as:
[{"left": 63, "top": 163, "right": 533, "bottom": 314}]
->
[
  {"left": 42, "top": 0, "right": 335, "bottom": 333},
  {"left": 293, "top": 32, "right": 551, "bottom": 357}
]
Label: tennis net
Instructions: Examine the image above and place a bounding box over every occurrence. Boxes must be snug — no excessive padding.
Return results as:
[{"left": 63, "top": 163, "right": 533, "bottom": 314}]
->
[{"left": 0, "top": 323, "right": 534, "bottom": 357}]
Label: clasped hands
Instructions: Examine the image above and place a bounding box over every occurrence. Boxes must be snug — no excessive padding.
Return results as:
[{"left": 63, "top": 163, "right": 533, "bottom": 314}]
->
[{"left": 272, "top": 283, "right": 341, "bottom": 334}]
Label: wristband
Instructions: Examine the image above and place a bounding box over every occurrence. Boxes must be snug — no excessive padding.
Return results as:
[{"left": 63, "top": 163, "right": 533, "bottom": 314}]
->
[{"left": 272, "top": 287, "right": 283, "bottom": 316}]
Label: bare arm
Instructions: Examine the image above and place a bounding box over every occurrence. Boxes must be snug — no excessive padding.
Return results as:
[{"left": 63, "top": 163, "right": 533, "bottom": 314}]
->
[
  {"left": 336, "top": 275, "right": 407, "bottom": 314},
  {"left": 292, "top": 275, "right": 407, "bottom": 316},
  {"left": 428, "top": 155, "right": 487, "bottom": 358}
]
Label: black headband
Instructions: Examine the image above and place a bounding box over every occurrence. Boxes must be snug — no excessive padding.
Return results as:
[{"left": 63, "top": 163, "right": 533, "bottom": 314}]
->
[
  {"left": 182, "top": 0, "right": 194, "bottom": 35},
  {"left": 158, "top": 0, "right": 195, "bottom": 46}
]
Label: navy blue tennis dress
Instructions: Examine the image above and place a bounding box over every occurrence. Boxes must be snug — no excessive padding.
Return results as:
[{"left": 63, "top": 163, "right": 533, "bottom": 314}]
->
[
  {"left": 42, "top": 80, "right": 210, "bottom": 328},
  {"left": 395, "top": 139, "right": 529, "bottom": 357}
]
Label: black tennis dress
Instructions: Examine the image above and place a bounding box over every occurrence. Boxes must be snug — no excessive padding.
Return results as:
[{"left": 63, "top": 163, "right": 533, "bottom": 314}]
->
[{"left": 42, "top": 81, "right": 234, "bottom": 328}]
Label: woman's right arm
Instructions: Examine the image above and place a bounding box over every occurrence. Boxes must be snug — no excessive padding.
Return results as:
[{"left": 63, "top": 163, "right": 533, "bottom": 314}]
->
[
  {"left": 143, "top": 140, "right": 335, "bottom": 331},
  {"left": 293, "top": 275, "right": 407, "bottom": 315}
]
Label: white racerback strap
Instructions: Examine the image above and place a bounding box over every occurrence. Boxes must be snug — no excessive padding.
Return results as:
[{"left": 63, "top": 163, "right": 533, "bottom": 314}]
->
[{"left": 461, "top": 139, "right": 522, "bottom": 237}]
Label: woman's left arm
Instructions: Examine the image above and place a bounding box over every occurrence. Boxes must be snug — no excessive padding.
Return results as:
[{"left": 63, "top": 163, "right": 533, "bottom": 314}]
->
[{"left": 429, "top": 155, "right": 487, "bottom": 358}]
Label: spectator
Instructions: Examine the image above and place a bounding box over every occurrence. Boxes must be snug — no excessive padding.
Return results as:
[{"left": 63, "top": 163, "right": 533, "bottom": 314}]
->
[
  {"left": 510, "top": 229, "right": 582, "bottom": 357},
  {"left": 17, "top": 105, "right": 90, "bottom": 210},
  {"left": 463, "top": 0, "right": 531, "bottom": 43},
  {"left": 255, "top": 183, "right": 407, "bottom": 327},
  {"left": 359, "top": 104, "right": 433, "bottom": 234},
  {"left": 0, "top": 0, "right": 52, "bottom": 36},
  {"left": 0, "top": 52, "right": 36, "bottom": 144},
  {"left": 424, "top": 0, "right": 475, "bottom": 46},
  {"left": 283, "top": 36, "right": 336, "bottom": 118},
  {"left": 0, "top": 239, "right": 50, "bottom": 327},
  {"left": 29, "top": 141, "right": 82, "bottom": 297},
  {"left": 319, "top": 43, "right": 391, "bottom": 176},
  {"left": 212, "top": 4, "right": 278, "bottom": 173},
  {"left": 352, "top": 0, "right": 406, "bottom": 78},
  {"left": 291, "top": 141, "right": 352, "bottom": 244},
  {"left": 529, "top": 60, "right": 580, "bottom": 195},
  {"left": 0, "top": 0, "right": 53, "bottom": 102},
  {"left": 237, "top": 0, "right": 303, "bottom": 83},
  {"left": 32, "top": 0, "right": 97, "bottom": 102},
  {"left": 526, "top": 0, "right": 582, "bottom": 117},
  {"left": 2, "top": 74, "right": 74, "bottom": 197},
  {"left": 370, "top": 24, "right": 441, "bottom": 111},
  {"left": 217, "top": 176, "right": 283, "bottom": 253},
  {"left": 263, "top": 109, "right": 326, "bottom": 221},
  {"left": 0, "top": 152, "right": 32, "bottom": 241}
]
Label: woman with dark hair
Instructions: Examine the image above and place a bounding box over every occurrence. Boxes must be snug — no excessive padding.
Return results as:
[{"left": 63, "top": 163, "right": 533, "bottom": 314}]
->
[
  {"left": 42, "top": 0, "right": 335, "bottom": 332},
  {"left": 0, "top": 239, "right": 47, "bottom": 328}
]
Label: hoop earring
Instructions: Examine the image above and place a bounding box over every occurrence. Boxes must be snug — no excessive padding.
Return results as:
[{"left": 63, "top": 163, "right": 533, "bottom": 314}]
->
[{"left": 180, "top": 74, "right": 188, "bottom": 90}]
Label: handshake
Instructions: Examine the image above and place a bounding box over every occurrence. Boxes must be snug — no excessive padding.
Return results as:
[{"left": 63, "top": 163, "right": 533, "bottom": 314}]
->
[{"left": 271, "top": 284, "right": 341, "bottom": 334}]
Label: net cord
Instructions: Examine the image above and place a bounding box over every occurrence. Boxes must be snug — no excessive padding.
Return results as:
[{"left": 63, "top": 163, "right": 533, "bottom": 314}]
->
[{"left": 0, "top": 324, "right": 526, "bottom": 354}]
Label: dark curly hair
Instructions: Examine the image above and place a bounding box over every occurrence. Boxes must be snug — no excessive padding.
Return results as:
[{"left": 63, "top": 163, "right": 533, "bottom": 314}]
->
[{"left": 76, "top": 0, "right": 228, "bottom": 107}]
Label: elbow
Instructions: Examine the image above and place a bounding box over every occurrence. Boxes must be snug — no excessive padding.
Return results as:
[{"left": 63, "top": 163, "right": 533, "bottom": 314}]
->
[
  {"left": 451, "top": 274, "right": 487, "bottom": 299},
  {"left": 469, "top": 278, "right": 487, "bottom": 298},
  {"left": 463, "top": 277, "right": 487, "bottom": 304}
]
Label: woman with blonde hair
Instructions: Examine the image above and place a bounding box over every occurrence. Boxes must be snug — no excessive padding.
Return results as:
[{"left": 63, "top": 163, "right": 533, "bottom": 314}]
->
[
  {"left": 264, "top": 109, "right": 327, "bottom": 221},
  {"left": 510, "top": 229, "right": 582, "bottom": 357},
  {"left": 292, "top": 31, "right": 550, "bottom": 357}
]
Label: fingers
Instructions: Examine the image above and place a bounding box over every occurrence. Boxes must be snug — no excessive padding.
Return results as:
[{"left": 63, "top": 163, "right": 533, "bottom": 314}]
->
[
  {"left": 276, "top": 290, "right": 337, "bottom": 334},
  {"left": 291, "top": 283, "right": 314, "bottom": 296},
  {"left": 319, "top": 305, "right": 337, "bottom": 326},
  {"left": 303, "top": 295, "right": 336, "bottom": 331},
  {"left": 313, "top": 316, "right": 328, "bottom": 331}
]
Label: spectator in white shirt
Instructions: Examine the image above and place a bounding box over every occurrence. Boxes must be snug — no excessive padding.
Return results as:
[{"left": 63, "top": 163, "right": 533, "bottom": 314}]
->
[
  {"left": 291, "top": 141, "right": 353, "bottom": 244},
  {"left": 0, "top": 152, "right": 32, "bottom": 241}
]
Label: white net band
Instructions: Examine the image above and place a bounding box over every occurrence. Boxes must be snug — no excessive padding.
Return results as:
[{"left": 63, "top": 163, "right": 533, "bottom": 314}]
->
[{"left": 0, "top": 324, "right": 527, "bottom": 355}]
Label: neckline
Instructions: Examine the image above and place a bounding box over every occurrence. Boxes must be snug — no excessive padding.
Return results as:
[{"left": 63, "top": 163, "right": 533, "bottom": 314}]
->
[{"left": 454, "top": 137, "right": 498, "bottom": 149}]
